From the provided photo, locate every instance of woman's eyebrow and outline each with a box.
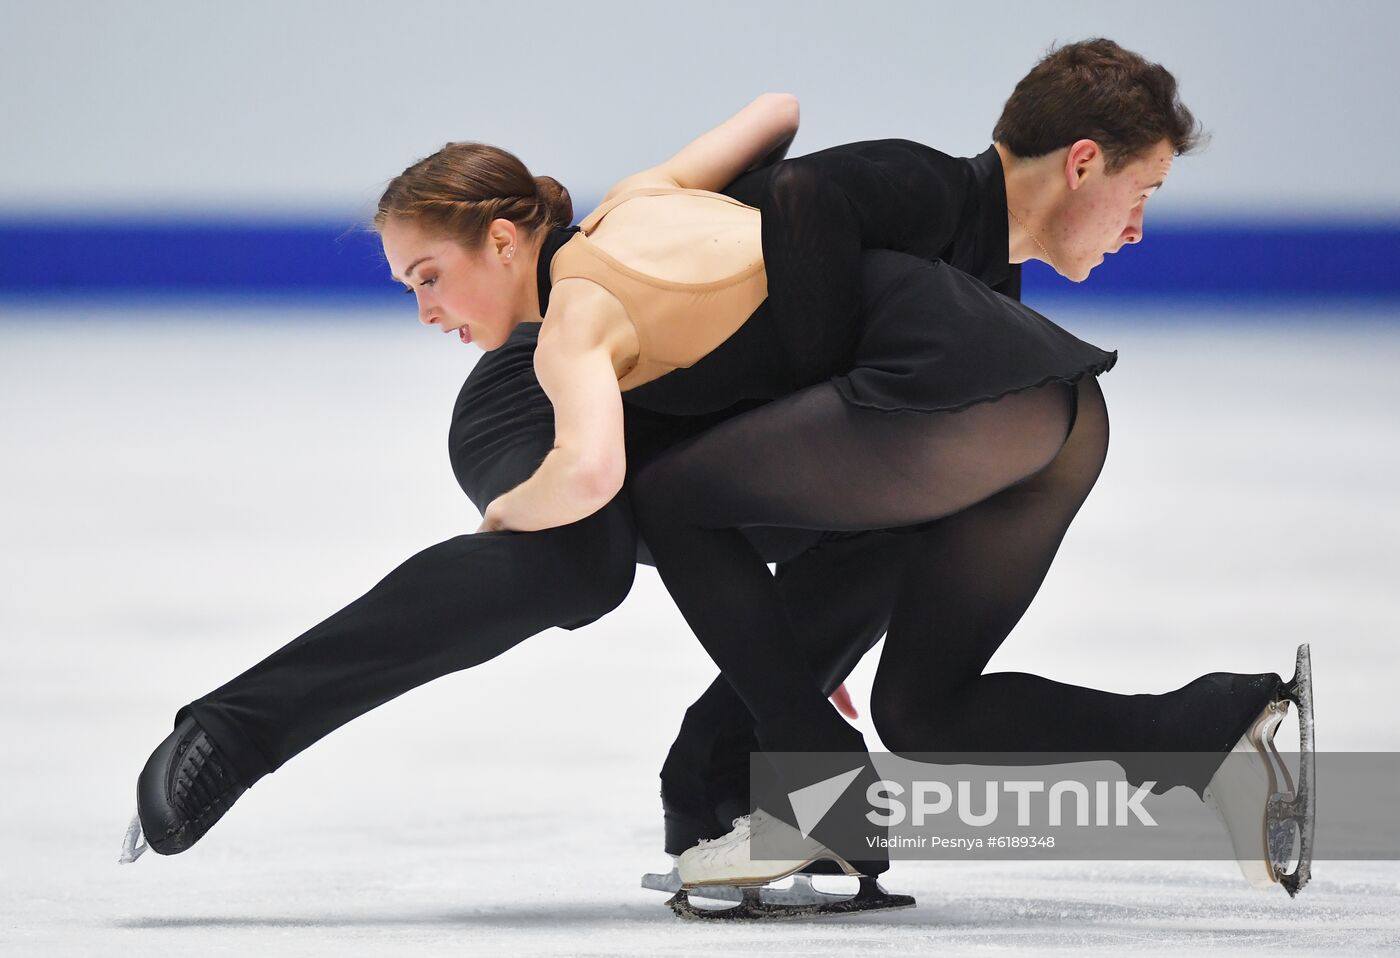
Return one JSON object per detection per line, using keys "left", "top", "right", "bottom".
{"left": 390, "top": 256, "right": 432, "bottom": 283}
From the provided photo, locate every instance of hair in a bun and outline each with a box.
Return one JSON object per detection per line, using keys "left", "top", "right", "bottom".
{"left": 533, "top": 175, "right": 573, "bottom": 229}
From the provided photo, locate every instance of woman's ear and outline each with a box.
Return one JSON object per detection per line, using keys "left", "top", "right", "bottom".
{"left": 488, "top": 218, "right": 520, "bottom": 260}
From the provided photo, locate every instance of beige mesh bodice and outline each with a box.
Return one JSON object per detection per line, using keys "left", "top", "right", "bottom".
{"left": 549, "top": 187, "right": 768, "bottom": 390}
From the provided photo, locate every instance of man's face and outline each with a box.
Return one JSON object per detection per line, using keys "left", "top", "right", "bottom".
{"left": 1050, "top": 138, "right": 1174, "bottom": 282}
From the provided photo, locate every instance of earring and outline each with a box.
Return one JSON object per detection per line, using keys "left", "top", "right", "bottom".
{"left": 506, "top": 246, "right": 514, "bottom": 260}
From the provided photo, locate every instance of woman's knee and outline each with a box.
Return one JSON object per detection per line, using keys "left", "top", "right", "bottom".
{"left": 871, "top": 686, "right": 937, "bottom": 754}
{"left": 870, "top": 673, "right": 980, "bottom": 754}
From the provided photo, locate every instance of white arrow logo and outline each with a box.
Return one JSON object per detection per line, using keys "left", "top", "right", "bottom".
{"left": 787, "top": 767, "right": 864, "bottom": 839}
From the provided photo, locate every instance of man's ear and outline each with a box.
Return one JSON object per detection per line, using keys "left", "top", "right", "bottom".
{"left": 1064, "top": 139, "right": 1102, "bottom": 191}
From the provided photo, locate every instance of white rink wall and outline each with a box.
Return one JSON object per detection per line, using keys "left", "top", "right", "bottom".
{"left": 1, "top": 0, "right": 1397, "bottom": 219}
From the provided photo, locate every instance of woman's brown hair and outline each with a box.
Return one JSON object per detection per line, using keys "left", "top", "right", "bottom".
{"left": 374, "top": 143, "right": 572, "bottom": 246}
{"left": 994, "top": 38, "right": 1206, "bottom": 173}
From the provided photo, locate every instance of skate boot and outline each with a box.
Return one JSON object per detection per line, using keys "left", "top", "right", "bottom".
{"left": 120, "top": 717, "right": 248, "bottom": 861}
{"left": 666, "top": 812, "right": 913, "bottom": 920}
{"left": 642, "top": 792, "right": 732, "bottom": 893}
{"left": 679, "top": 811, "right": 860, "bottom": 888}
{"left": 1203, "top": 643, "right": 1315, "bottom": 896}
{"left": 645, "top": 795, "right": 859, "bottom": 906}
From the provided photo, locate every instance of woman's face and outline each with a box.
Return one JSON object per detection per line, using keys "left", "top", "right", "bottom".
{"left": 380, "top": 217, "right": 520, "bottom": 350}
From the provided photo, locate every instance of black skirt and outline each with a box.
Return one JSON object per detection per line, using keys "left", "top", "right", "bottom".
{"left": 831, "top": 251, "right": 1116, "bottom": 414}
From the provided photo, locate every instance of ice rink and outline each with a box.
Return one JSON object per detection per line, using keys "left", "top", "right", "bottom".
{"left": 3, "top": 304, "right": 1399, "bottom": 955}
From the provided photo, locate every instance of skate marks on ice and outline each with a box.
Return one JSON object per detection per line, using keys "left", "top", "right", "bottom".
{"left": 103, "top": 859, "right": 1400, "bottom": 955}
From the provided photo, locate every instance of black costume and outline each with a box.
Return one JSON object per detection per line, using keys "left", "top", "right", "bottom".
{"left": 162, "top": 142, "right": 1280, "bottom": 860}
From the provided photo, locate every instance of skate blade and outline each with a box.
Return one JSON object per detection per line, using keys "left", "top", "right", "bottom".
{"left": 641, "top": 865, "right": 685, "bottom": 894}
{"left": 1272, "top": 643, "right": 1315, "bottom": 897}
{"left": 668, "top": 877, "right": 915, "bottom": 921}
{"left": 644, "top": 866, "right": 855, "bottom": 906}
{"left": 118, "top": 810, "right": 147, "bottom": 864}
{"left": 681, "top": 849, "right": 863, "bottom": 892}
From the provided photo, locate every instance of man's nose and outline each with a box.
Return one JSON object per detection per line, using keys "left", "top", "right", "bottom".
{"left": 1124, "top": 209, "right": 1145, "bottom": 245}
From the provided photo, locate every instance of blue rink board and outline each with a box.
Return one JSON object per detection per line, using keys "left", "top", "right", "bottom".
{"left": 2, "top": 217, "right": 1398, "bottom": 303}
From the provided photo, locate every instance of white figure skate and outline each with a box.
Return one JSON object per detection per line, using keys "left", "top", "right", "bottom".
{"left": 665, "top": 812, "right": 913, "bottom": 920}
{"left": 1203, "top": 643, "right": 1315, "bottom": 896}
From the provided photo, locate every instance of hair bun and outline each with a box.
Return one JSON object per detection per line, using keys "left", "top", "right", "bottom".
{"left": 533, "top": 175, "right": 573, "bottom": 228}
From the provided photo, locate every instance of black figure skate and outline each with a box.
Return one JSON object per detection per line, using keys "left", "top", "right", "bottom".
{"left": 119, "top": 717, "right": 247, "bottom": 862}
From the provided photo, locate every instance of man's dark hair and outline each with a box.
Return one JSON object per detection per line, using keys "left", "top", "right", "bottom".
{"left": 993, "top": 38, "right": 1205, "bottom": 173}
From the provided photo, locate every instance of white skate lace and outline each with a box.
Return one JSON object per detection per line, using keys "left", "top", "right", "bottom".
{"left": 694, "top": 816, "right": 749, "bottom": 850}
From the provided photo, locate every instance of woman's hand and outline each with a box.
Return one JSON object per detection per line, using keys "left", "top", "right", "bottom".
{"left": 604, "top": 94, "right": 800, "bottom": 198}
{"left": 831, "top": 683, "right": 859, "bottom": 721}
{"left": 475, "top": 501, "right": 510, "bottom": 534}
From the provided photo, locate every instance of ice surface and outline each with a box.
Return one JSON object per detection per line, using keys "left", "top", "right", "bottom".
{"left": 2, "top": 304, "right": 1399, "bottom": 954}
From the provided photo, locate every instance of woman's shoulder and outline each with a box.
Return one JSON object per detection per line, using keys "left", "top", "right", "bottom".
{"left": 598, "top": 169, "right": 683, "bottom": 204}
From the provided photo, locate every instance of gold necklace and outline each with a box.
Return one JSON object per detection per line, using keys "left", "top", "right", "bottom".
{"left": 1008, "top": 207, "right": 1057, "bottom": 273}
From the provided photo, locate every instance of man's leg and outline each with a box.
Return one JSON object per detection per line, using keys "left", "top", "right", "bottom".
{"left": 658, "top": 530, "right": 910, "bottom": 852}
{"left": 169, "top": 324, "right": 639, "bottom": 793}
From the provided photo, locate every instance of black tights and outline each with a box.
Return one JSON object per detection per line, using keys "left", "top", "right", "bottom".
{"left": 633, "top": 376, "right": 1077, "bottom": 756}
{"left": 637, "top": 374, "right": 1280, "bottom": 798}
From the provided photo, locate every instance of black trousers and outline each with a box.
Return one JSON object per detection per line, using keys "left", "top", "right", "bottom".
{"left": 176, "top": 322, "right": 902, "bottom": 792}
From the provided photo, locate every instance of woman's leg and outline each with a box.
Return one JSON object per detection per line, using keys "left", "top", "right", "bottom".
{"left": 631, "top": 374, "right": 1077, "bottom": 758}
{"left": 869, "top": 376, "right": 1281, "bottom": 793}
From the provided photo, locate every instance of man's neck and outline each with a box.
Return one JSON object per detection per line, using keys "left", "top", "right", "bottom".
{"left": 995, "top": 142, "right": 1060, "bottom": 266}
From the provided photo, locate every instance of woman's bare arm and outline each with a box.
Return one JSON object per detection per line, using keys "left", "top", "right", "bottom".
{"left": 605, "top": 93, "right": 800, "bottom": 198}
{"left": 477, "top": 285, "right": 630, "bottom": 533}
